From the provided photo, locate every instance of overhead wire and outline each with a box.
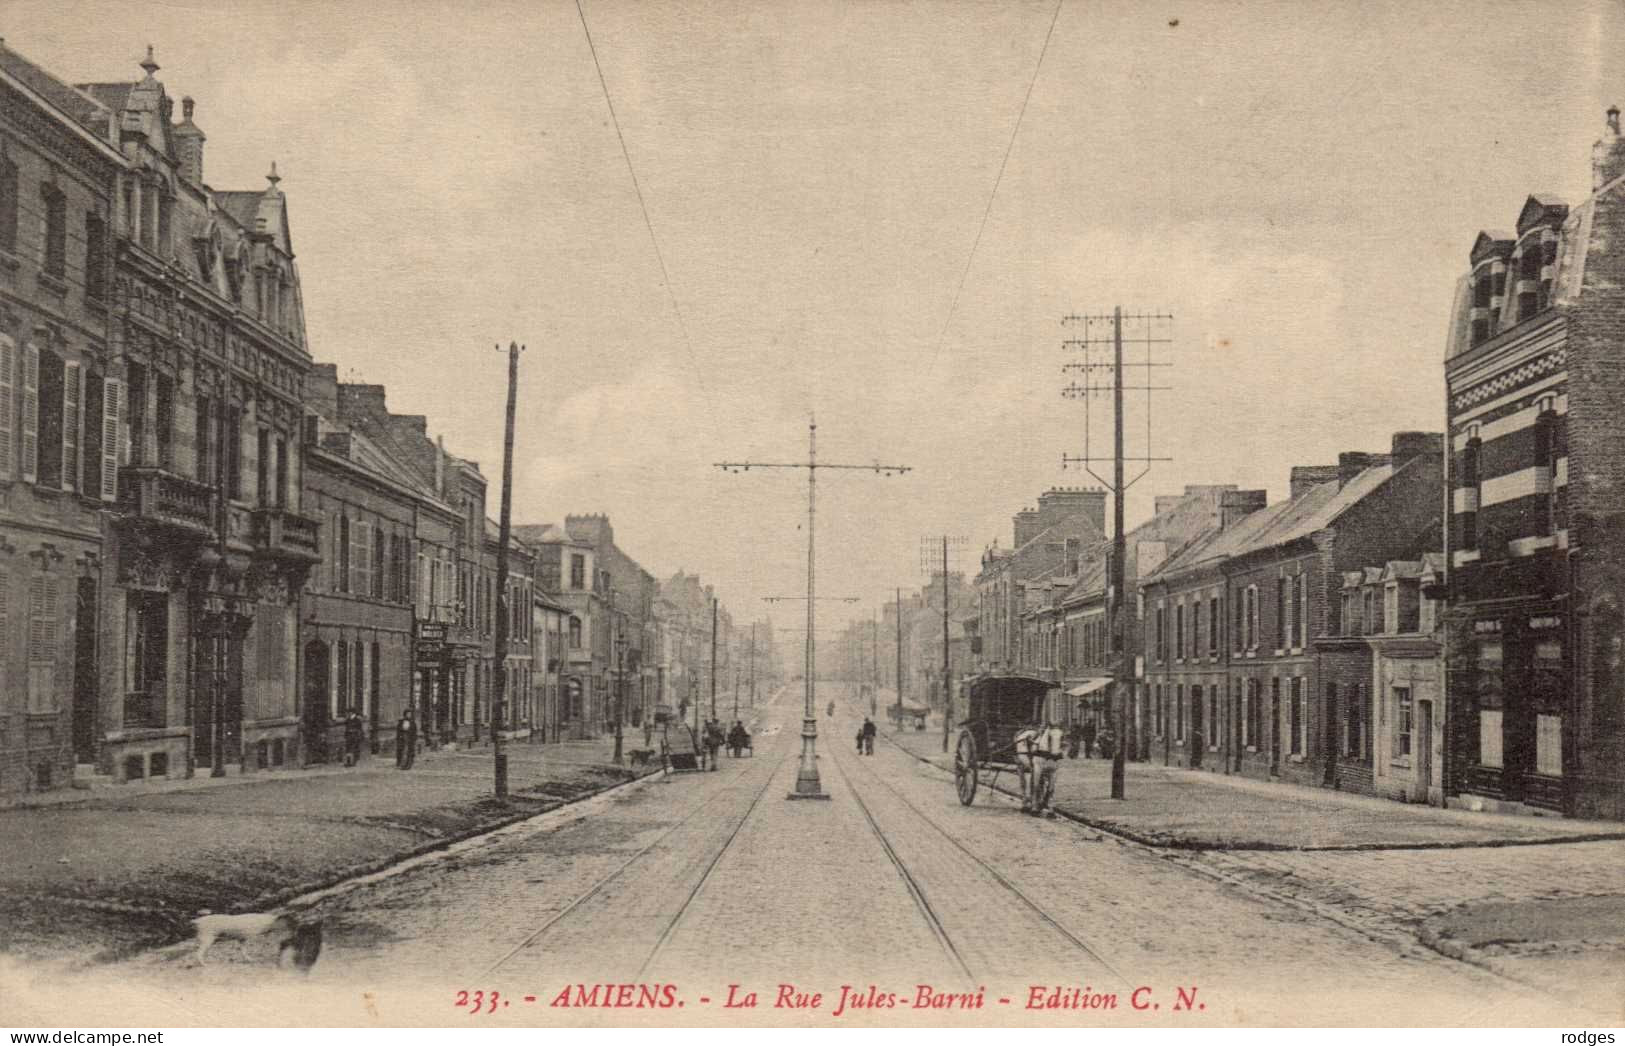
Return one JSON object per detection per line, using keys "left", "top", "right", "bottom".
{"left": 926, "top": 0, "right": 1065, "bottom": 372}
{"left": 573, "top": 0, "right": 720, "bottom": 438}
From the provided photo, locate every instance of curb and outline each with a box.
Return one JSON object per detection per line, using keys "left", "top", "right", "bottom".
{"left": 885, "top": 735, "right": 1625, "bottom": 853}
{"left": 67, "top": 761, "right": 667, "bottom": 967}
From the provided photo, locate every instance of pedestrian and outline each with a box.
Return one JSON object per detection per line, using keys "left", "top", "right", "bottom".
{"left": 343, "top": 708, "right": 365, "bottom": 767}
{"left": 396, "top": 708, "right": 417, "bottom": 770}
{"left": 728, "top": 720, "right": 746, "bottom": 758}
{"left": 861, "top": 716, "right": 876, "bottom": 756}
{"left": 1082, "top": 719, "right": 1097, "bottom": 760}
{"left": 703, "top": 718, "right": 723, "bottom": 771}
{"left": 856, "top": 727, "right": 865, "bottom": 754}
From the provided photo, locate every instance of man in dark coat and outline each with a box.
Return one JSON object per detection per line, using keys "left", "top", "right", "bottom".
{"left": 1082, "top": 719, "right": 1098, "bottom": 760}
{"left": 861, "top": 717, "right": 877, "bottom": 755}
{"left": 343, "top": 710, "right": 365, "bottom": 767}
{"left": 396, "top": 708, "right": 418, "bottom": 770}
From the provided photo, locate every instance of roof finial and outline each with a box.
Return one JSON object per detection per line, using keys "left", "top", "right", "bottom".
{"left": 140, "top": 45, "right": 159, "bottom": 78}
{"left": 266, "top": 161, "right": 281, "bottom": 190}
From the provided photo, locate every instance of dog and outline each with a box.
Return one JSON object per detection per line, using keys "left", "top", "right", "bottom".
{"left": 628, "top": 748, "right": 657, "bottom": 768}
{"left": 192, "top": 911, "right": 322, "bottom": 972}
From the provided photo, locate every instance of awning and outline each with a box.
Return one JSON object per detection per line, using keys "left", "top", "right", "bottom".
{"left": 1066, "top": 678, "right": 1112, "bottom": 698}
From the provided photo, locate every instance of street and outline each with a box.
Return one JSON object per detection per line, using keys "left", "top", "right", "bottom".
{"left": 9, "top": 682, "right": 1613, "bottom": 1028}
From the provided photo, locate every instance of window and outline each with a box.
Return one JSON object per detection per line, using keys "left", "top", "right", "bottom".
{"left": 335, "top": 639, "right": 348, "bottom": 717}
{"left": 1277, "top": 577, "right": 1289, "bottom": 649}
{"left": 1154, "top": 683, "right": 1163, "bottom": 736}
{"left": 1298, "top": 573, "right": 1309, "bottom": 645}
{"left": 41, "top": 184, "right": 65, "bottom": 278}
{"left": 1535, "top": 401, "right": 1561, "bottom": 535}
{"left": 571, "top": 553, "right": 585, "bottom": 589}
{"left": 1209, "top": 596, "right": 1220, "bottom": 656}
{"left": 1461, "top": 437, "right": 1481, "bottom": 549}
{"left": 354, "top": 520, "right": 372, "bottom": 598}
{"left": 36, "top": 350, "right": 62, "bottom": 490}
{"left": 154, "top": 373, "right": 173, "bottom": 472}
{"left": 274, "top": 437, "right": 288, "bottom": 508}
{"left": 1156, "top": 605, "right": 1166, "bottom": 662}
{"left": 1393, "top": 686, "right": 1413, "bottom": 759}
{"left": 1535, "top": 713, "right": 1563, "bottom": 776}
{"left": 225, "top": 406, "right": 242, "bottom": 500}
{"left": 196, "top": 396, "right": 215, "bottom": 486}
{"left": 1175, "top": 684, "right": 1185, "bottom": 741}
{"left": 1175, "top": 604, "right": 1184, "bottom": 661}
{"left": 124, "top": 588, "right": 167, "bottom": 705}
{"left": 84, "top": 213, "right": 106, "bottom": 300}
{"left": 1364, "top": 589, "right": 1376, "bottom": 635}
{"left": 1290, "top": 677, "right": 1303, "bottom": 755}
{"left": 26, "top": 572, "right": 59, "bottom": 711}
{"left": 1245, "top": 586, "right": 1258, "bottom": 649}
{"left": 1245, "top": 679, "right": 1260, "bottom": 747}
{"left": 337, "top": 515, "right": 351, "bottom": 594}
{"left": 256, "top": 428, "right": 270, "bottom": 504}
{"left": 1234, "top": 591, "right": 1244, "bottom": 652}
{"left": 0, "top": 156, "right": 15, "bottom": 253}
{"left": 372, "top": 526, "right": 385, "bottom": 598}
{"left": 570, "top": 616, "right": 582, "bottom": 650}
{"left": 20, "top": 342, "right": 37, "bottom": 483}
{"left": 1207, "top": 688, "right": 1218, "bottom": 748}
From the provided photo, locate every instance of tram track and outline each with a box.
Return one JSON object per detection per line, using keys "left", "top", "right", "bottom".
{"left": 829, "top": 688, "right": 1130, "bottom": 989}
{"left": 485, "top": 689, "right": 795, "bottom": 978}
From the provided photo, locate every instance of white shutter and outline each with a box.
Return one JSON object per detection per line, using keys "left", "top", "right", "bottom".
{"left": 100, "top": 378, "right": 122, "bottom": 502}
{"left": 62, "top": 361, "right": 80, "bottom": 492}
{"left": 21, "top": 343, "right": 38, "bottom": 483}
{"left": 0, "top": 337, "right": 14, "bottom": 481}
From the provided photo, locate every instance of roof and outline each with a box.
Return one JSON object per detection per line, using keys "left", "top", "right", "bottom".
{"left": 215, "top": 191, "right": 265, "bottom": 231}
{"left": 0, "top": 47, "right": 118, "bottom": 143}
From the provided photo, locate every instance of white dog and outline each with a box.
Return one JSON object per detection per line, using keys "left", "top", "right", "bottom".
{"left": 192, "top": 911, "right": 321, "bottom": 971}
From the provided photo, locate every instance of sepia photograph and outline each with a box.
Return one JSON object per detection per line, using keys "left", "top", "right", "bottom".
{"left": 0, "top": 0, "right": 1621, "bottom": 1032}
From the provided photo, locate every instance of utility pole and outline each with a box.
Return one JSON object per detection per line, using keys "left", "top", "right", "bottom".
{"left": 870, "top": 617, "right": 879, "bottom": 716}
{"left": 1062, "top": 308, "right": 1172, "bottom": 800}
{"left": 492, "top": 341, "right": 524, "bottom": 798}
{"left": 710, "top": 596, "right": 718, "bottom": 723}
{"left": 922, "top": 536, "right": 967, "bottom": 753}
{"left": 720, "top": 419, "right": 911, "bottom": 799}
{"left": 895, "top": 587, "right": 903, "bottom": 716}
{"left": 748, "top": 623, "right": 756, "bottom": 708}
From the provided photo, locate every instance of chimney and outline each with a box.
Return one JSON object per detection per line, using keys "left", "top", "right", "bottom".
{"left": 304, "top": 362, "right": 339, "bottom": 418}
{"left": 434, "top": 434, "right": 446, "bottom": 494}
{"left": 1337, "top": 451, "right": 1384, "bottom": 488}
{"left": 1013, "top": 507, "right": 1041, "bottom": 549}
{"left": 1289, "top": 465, "right": 1339, "bottom": 499}
{"left": 173, "top": 96, "right": 205, "bottom": 185}
{"left": 1154, "top": 495, "right": 1183, "bottom": 516}
{"left": 1595, "top": 106, "right": 1625, "bottom": 190}
{"left": 1390, "top": 431, "right": 1443, "bottom": 469}
{"left": 1219, "top": 489, "right": 1267, "bottom": 529}
{"left": 1035, "top": 486, "right": 1108, "bottom": 536}
{"left": 1064, "top": 537, "right": 1081, "bottom": 571}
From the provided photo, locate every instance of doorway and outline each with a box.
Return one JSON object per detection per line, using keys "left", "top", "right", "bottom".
{"left": 1417, "top": 699, "right": 1435, "bottom": 804}
{"left": 1270, "top": 682, "right": 1282, "bottom": 776}
{"left": 302, "top": 640, "right": 330, "bottom": 763}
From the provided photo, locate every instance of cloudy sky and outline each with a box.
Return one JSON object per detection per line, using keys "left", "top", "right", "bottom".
{"left": 7, "top": 0, "right": 1623, "bottom": 652}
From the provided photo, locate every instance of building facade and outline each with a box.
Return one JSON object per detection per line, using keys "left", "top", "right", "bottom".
{"left": 1443, "top": 109, "right": 1625, "bottom": 819}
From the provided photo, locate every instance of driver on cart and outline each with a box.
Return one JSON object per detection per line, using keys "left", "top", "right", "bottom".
{"left": 1013, "top": 717, "right": 1066, "bottom": 815}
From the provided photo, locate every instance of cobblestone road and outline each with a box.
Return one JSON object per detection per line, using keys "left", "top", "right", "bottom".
{"left": 10, "top": 683, "right": 1612, "bottom": 1028}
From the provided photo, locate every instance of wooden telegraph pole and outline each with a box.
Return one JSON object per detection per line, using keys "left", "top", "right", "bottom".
{"left": 1061, "top": 308, "right": 1172, "bottom": 800}
{"left": 492, "top": 341, "right": 524, "bottom": 798}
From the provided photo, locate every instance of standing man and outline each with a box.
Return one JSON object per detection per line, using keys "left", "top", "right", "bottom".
{"left": 344, "top": 709, "right": 365, "bottom": 767}
{"left": 861, "top": 716, "right": 877, "bottom": 756}
{"left": 1082, "top": 716, "right": 1098, "bottom": 760}
{"left": 703, "top": 718, "right": 723, "bottom": 771}
{"left": 396, "top": 708, "right": 418, "bottom": 770}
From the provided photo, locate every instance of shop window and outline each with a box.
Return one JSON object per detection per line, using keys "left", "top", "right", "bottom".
{"left": 1536, "top": 714, "right": 1563, "bottom": 776}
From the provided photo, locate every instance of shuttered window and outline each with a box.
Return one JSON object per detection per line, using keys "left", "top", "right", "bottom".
{"left": 99, "top": 378, "right": 122, "bottom": 501}
{"left": 21, "top": 342, "right": 38, "bottom": 483}
{"left": 63, "top": 362, "right": 81, "bottom": 492}
{"left": 0, "top": 335, "right": 14, "bottom": 480}
{"left": 27, "top": 573, "right": 57, "bottom": 711}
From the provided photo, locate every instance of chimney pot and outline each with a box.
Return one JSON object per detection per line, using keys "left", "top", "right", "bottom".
{"left": 1610, "top": 106, "right": 1621, "bottom": 134}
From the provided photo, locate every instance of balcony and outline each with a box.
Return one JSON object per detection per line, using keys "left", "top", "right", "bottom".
{"left": 123, "top": 690, "right": 166, "bottom": 730}
{"left": 116, "top": 466, "right": 214, "bottom": 537}
{"left": 249, "top": 508, "right": 322, "bottom": 563}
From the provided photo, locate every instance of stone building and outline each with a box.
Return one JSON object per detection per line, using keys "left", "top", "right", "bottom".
{"left": 0, "top": 46, "right": 322, "bottom": 787}
{"left": 520, "top": 522, "right": 600, "bottom": 739}
{"left": 0, "top": 44, "right": 126, "bottom": 792}
{"left": 1442, "top": 108, "right": 1625, "bottom": 819}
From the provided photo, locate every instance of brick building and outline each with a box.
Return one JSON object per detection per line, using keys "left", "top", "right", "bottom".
{"left": 299, "top": 363, "right": 421, "bottom": 762}
{"left": 1142, "top": 436, "right": 1442, "bottom": 790}
{"left": 520, "top": 522, "right": 600, "bottom": 739}
{"left": 1442, "top": 108, "right": 1625, "bottom": 819}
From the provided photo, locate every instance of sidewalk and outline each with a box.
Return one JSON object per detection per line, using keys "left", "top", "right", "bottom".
{"left": 886, "top": 718, "right": 1625, "bottom": 850}
{"left": 0, "top": 733, "right": 665, "bottom": 965}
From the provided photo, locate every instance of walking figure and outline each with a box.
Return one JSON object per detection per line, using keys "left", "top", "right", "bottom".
{"left": 861, "top": 717, "right": 876, "bottom": 756}
{"left": 703, "top": 718, "right": 724, "bottom": 771}
{"left": 1082, "top": 719, "right": 1098, "bottom": 760}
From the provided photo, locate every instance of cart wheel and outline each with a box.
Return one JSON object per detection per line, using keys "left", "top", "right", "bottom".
{"left": 954, "top": 731, "right": 978, "bottom": 806}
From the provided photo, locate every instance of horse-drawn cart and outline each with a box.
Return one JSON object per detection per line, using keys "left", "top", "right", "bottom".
{"left": 952, "top": 674, "right": 1062, "bottom": 814}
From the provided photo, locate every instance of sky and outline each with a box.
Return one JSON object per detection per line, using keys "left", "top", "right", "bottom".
{"left": 6, "top": 0, "right": 1623, "bottom": 652}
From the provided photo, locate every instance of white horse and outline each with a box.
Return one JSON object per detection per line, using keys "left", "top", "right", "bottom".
{"left": 1013, "top": 722, "right": 1066, "bottom": 813}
